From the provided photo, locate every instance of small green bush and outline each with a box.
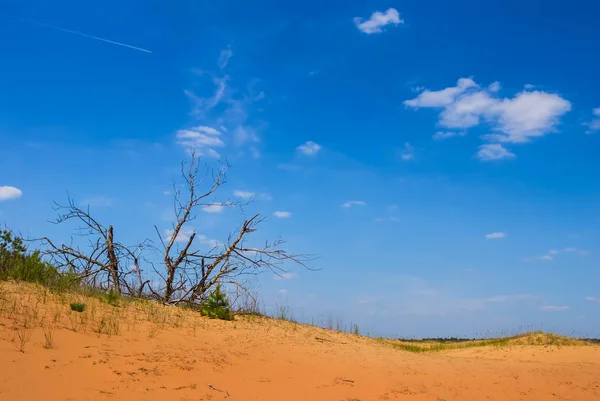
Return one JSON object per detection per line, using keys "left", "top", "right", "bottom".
{"left": 200, "top": 283, "right": 233, "bottom": 321}
{"left": 70, "top": 302, "right": 86, "bottom": 313}
{"left": 104, "top": 288, "right": 120, "bottom": 306}
{"left": 0, "top": 229, "right": 79, "bottom": 290}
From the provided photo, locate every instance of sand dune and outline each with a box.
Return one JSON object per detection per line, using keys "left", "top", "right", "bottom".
{"left": 1, "top": 282, "right": 599, "bottom": 401}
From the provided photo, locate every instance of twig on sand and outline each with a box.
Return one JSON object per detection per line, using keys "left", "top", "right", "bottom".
{"left": 208, "top": 384, "right": 230, "bottom": 397}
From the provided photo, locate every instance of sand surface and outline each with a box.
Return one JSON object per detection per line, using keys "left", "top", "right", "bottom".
{"left": 1, "top": 284, "right": 599, "bottom": 401}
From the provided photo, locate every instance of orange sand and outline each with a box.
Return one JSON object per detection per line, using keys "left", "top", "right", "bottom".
{"left": 0, "top": 283, "right": 599, "bottom": 401}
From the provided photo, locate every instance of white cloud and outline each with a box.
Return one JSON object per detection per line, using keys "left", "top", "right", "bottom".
{"left": 585, "top": 296, "right": 600, "bottom": 303}
{"left": 585, "top": 107, "right": 600, "bottom": 134}
{"left": 539, "top": 305, "right": 569, "bottom": 311}
{"left": 0, "top": 186, "right": 22, "bottom": 201}
{"left": 536, "top": 255, "right": 554, "bottom": 261}
{"left": 218, "top": 47, "right": 232, "bottom": 70}
{"left": 485, "top": 232, "right": 505, "bottom": 239}
{"left": 176, "top": 125, "right": 224, "bottom": 158}
{"left": 404, "top": 78, "right": 478, "bottom": 108}
{"left": 297, "top": 141, "right": 321, "bottom": 155}
{"left": 164, "top": 228, "right": 221, "bottom": 247}
{"left": 273, "top": 211, "right": 292, "bottom": 218}
{"left": 564, "top": 247, "right": 589, "bottom": 255}
{"left": 202, "top": 204, "right": 224, "bottom": 213}
{"left": 233, "top": 190, "right": 255, "bottom": 199}
{"left": 273, "top": 272, "right": 296, "bottom": 280}
{"left": 405, "top": 78, "right": 571, "bottom": 158}
{"left": 354, "top": 8, "right": 404, "bottom": 34}
{"left": 488, "top": 81, "right": 501, "bottom": 92}
{"left": 433, "top": 131, "right": 464, "bottom": 140}
{"left": 164, "top": 227, "right": 195, "bottom": 243}
{"left": 548, "top": 249, "right": 559, "bottom": 255}
{"left": 399, "top": 142, "right": 414, "bottom": 160}
{"left": 411, "top": 86, "right": 425, "bottom": 93}
{"left": 341, "top": 200, "right": 366, "bottom": 208}
{"left": 476, "top": 144, "right": 516, "bottom": 161}
{"left": 524, "top": 84, "right": 535, "bottom": 90}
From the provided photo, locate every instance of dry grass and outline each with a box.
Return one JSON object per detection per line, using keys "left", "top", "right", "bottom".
{"left": 0, "top": 280, "right": 595, "bottom": 356}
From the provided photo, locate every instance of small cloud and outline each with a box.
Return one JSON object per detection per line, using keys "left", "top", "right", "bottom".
{"left": 524, "top": 84, "right": 535, "bottom": 90}
{"left": 548, "top": 249, "right": 559, "bottom": 255}
{"left": 164, "top": 227, "right": 195, "bottom": 243}
{"left": 0, "top": 186, "right": 23, "bottom": 201}
{"left": 233, "top": 190, "right": 255, "bottom": 199}
{"left": 536, "top": 255, "right": 554, "bottom": 261}
{"left": 564, "top": 247, "right": 589, "bottom": 255}
{"left": 278, "top": 289, "right": 288, "bottom": 295}
{"left": 202, "top": 204, "right": 224, "bottom": 213}
{"left": 476, "top": 144, "right": 516, "bottom": 161}
{"left": 411, "top": 86, "right": 425, "bottom": 93}
{"left": 163, "top": 190, "right": 170, "bottom": 196}
{"left": 273, "top": 211, "right": 292, "bottom": 218}
{"left": 273, "top": 272, "right": 296, "bottom": 280}
{"left": 539, "top": 305, "right": 569, "bottom": 311}
{"left": 341, "top": 200, "right": 366, "bottom": 208}
{"left": 485, "top": 232, "right": 505, "bottom": 239}
{"left": 218, "top": 46, "right": 233, "bottom": 70}
{"left": 433, "top": 131, "right": 464, "bottom": 140}
{"left": 354, "top": 8, "right": 404, "bottom": 34}
{"left": 176, "top": 125, "right": 224, "bottom": 158}
{"left": 488, "top": 81, "right": 501, "bottom": 92}
{"left": 584, "top": 107, "right": 600, "bottom": 134}
{"left": 585, "top": 296, "right": 600, "bottom": 303}
{"left": 399, "top": 142, "right": 414, "bottom": 161}
{"left": 297, "top": 141, "right": 321, "bottom": 155}
{"left": 165, "top": 228, "right": 221, "bottom": 247}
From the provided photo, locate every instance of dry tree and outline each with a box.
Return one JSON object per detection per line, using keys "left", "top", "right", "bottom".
{"left": 40, "top": 198, "right": 149, "bottom": 295}
{"left": 39, "top": 150, "right": 314, "bottom": 304}
{"left": 150, "top": 150, "right": 314, "bottom": 306}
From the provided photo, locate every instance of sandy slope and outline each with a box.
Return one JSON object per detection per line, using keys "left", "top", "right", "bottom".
{"left": 0, "top": 283, "right": 599, "bottom": 401}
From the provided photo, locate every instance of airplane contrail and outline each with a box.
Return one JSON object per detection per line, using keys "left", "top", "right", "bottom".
{"left": 8, "top": 15, "right": 152, "bottom": 54}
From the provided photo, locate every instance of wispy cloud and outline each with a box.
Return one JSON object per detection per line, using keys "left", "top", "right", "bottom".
{"left": 526, "top": 249, "right": 559, "bottom": 261}
{"left": 433, "top": 131, "right": 464, "bottom": 140}
{"left": 182, "top": 49, "right": 267, "bottom": 158}
{"left": 273, "top": 272, "right": 296, "bottom": 280}
{"left": 584, "top": 107, "right": 600, "bottom": 134}
{"left": 539, "top": 305, "right": 569, "bottom": 311}
{"left": 233, "top": 190, "right": 255, "bottom": 199}
{"left": 218, "top": 46, "right": 233, "bottom": 70}
{"left": 564, "top": 247, "right": 590, "bottom": 255}
{"left": 176, "top": 125, "right": 224, "bottom": 158}
{"left": 485, "top": 232, "right": 505, "bottom": 239}
{"left": 273, "top": 211, "right": 292, "bottom": 218}
{"left": 585, "top": 296, "right": 600, "bottom": 303}
{"left": 341, "top": 200, "right": 366, "bottom": 208}
{"left": 399, "top": 142, "right": 415, "bottom": 161}
{"left": 202, "top": 204, "right": 225, "bottom": 213}
{"left": 297, "top": 141, "right": 321, "bottom": 156}
{"left": 354, "top": 8, "right": 404, "bottom": 34}
{"left": 477, "top": 144, "right": 516, "bottom": 161}
{"left": 164, "top": 228, "right": 221, "bottom": 247}
{"left": 0, "top": 186, "right": 23, "bottom": 201}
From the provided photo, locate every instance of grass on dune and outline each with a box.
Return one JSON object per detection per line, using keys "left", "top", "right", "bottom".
{"left": 385, "top": 331, "right": 591, "bottom": 353}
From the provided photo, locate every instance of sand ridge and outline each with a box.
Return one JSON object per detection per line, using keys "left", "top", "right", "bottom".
{"left": 0, "top": 282, "right": 599, "bottom": 400}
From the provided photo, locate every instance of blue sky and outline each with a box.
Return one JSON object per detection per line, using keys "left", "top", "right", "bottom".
{"left": 1, "top": 0, "right": 599, "bottom": 338}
